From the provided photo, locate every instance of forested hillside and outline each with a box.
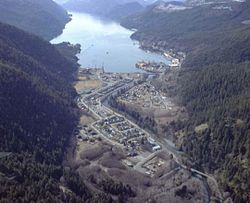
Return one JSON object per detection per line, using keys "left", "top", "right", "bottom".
{"left": 179, "top": 29, "right": 250, "bottom": 203}
{"left": 179, "top": 62, "right": 250, "bottom": 203}
{"left": 0, "top": 0, "right": 70, "bottom": 40}
{"left": 122, "top": 1, "right": 250, "bottom": 202}
{"left": 0, "top": 22, "right": 79, "bottom": 202}
{"left": 121, "top": 0, "right": 250, "bottom": 52}
{"left": 106, "top": 2, "right": 144, "bottom": 21}
{"left": 0, "top": 22, "right": 137, "bottom": 202}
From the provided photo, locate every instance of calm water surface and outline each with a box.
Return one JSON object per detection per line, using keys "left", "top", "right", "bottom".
{"left": 52, "top": 12, "right": 169, "bottom": 72}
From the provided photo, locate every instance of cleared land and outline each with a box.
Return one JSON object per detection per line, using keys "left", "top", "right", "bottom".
{"left": 74, "top": 77, "right": 101, "bottom": 92}
{"left": 73, "top": 138, "right": 209, "bottom": 203}
{"left": 79, "top": 113, "right": 96, "bottom": 125}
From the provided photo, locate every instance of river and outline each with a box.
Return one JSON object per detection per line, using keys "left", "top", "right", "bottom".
{"left": 52, "top": 12, "right": 169, "bottom": 72}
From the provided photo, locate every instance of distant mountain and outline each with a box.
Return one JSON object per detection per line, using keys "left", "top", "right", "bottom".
{"left": 185, "top": 0, "right": 240, "bottom": 6}
{"left": 63, "top": 0, "right": 119, "bottom": 16}
{"left": 121, "top": 0, "right": 157, "bottom": 5}
{"left": 0, "top": 0, "right": 70, "bottom": 40}
{"left": 53, "top": 0, "right": 69, "bottom": 4}
{"left": 106, "top": 2, "right": 144, "bottom": 20}
{"left": 63, "top": 0, "right": 145, "bottom": 20}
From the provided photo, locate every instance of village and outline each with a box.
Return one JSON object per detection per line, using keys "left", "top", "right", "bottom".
{"left": 118, "top": 82, "right": 175, "bottom": 110}
{"left": 135, "top": 57, "right": 180, "bottom": 73}
{"left": 70, "top": 56, "right": 223, "bottom": 202}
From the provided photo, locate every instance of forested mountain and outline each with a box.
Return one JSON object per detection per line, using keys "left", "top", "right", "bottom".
{"left": 179, "top": 39, "right": 250, "bottom": 202}
{"left": 106, "top": 2, "right": 144, "bottom": 21}
{"left": 0, "top": 0, "right": 70, "bottom": 40}
{"left": 0, "top": 22, "right": 137, "bottom": 202}
{"left": 121, "top": 0, "right": 250, "bottom": 52}
{"left": 122, "top": 1, "right": 250, "bottom": 202}
{"left": 0, "top": 22, "right": 79, "bottom": 202}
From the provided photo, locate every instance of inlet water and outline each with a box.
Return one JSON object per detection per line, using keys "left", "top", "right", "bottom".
{"left": 52, "top": 12, "right": 169, "bottom": 72}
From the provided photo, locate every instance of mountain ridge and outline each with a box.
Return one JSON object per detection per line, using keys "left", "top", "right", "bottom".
{"left": 0, "top": 0, "right": 70, "bottom": 40}
{"left": 63, "top": 0, "right": 145, "bottom": 20}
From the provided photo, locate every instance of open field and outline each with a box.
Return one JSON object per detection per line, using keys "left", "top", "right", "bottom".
{"left": 79, "top": 113, "right": 96, "bottom": 125}
{"left": 74, "top": 77, "right": 101, "bottom": 92}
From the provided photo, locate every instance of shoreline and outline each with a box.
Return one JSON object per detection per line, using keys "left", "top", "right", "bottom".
{"left": 51, "top": 12, "right": 172, "bottom": 73}
{"left": 136, "top": 40, "right": 186, "bottom": 69}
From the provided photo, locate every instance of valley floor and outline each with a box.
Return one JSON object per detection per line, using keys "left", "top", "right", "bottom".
{"left": 66, "top": 66, "right": 223, "bottom": 202}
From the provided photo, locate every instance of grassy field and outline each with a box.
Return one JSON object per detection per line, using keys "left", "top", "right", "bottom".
{"left": 79, "top": 113, "right": 96, "bottom": 125}
{"left": 74, "top": 77, "right": 101, "bottom": 92}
